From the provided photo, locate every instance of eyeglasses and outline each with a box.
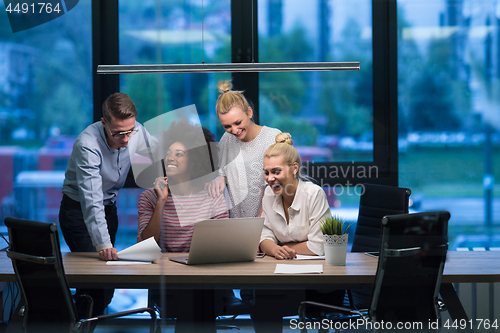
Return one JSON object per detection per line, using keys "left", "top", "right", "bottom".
{"left": 104, "top": 121, "right": 139, "bottom": 138}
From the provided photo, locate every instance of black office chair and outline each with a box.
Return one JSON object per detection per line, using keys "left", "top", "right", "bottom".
{"left": 4, "top": 217, "right": 157, "bottom": 333}
{"left": 346, "top": 183, "right": 411, "bottom": 310}
{"left": 299, "top": 210, "right": 450, "bottom": 333}
{"left": 351, "top": 183, "right": 411, "bottom": 253}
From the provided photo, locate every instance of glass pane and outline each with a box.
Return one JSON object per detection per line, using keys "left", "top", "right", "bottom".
{"left": 119, "top": 0, "right": 231, "bottom": 130}
{"left": 117, "top": 0, "right": 231, "bottom": 243}
{"left": 117, "top": 0, "right": 232, "bottom": 315}
{"left": 398, "top": 0, "right": 500, "bottom": 249}
{"left": 0, "top": 2, "right": 92, "bottom": 251}
{"left": 258, "top": 0, "right": 373, "bottom": 163}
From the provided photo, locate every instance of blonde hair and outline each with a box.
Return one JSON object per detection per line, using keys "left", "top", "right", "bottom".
{"left": 216, "top": 80, "right": 251, "bottom": 116}
{"left": 264, "top": 133, "right": 302, "bottom": 169}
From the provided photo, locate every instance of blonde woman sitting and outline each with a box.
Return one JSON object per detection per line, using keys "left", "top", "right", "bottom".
{"left": 252, "top": 133, "right": 343, "bottom": 333}
{"left": 259, "top": 132, "right": 331, "bottom": 259}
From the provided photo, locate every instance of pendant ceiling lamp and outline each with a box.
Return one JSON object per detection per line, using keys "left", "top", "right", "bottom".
{"left": 97, "top": 62, "right": 360, "bottom": 74}
{"left": 97, "top": 1, "right": 359, "bottom": 75}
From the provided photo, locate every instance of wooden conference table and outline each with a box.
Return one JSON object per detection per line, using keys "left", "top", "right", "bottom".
{"left": 2, "top": 251, "right": 499, "bottom": 286}
{"left": 1, "top": 251, "right": 499, "bottom": 328}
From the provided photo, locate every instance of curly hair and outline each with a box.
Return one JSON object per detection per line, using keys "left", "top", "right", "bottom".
{"left": 161, "top": 118, "right": 218, "bottom": 180}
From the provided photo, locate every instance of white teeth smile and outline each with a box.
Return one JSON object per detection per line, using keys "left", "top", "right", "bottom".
{"left": 272, "top": 184, "right": 281, "bottom": 189}
{"left": 167, "top": 165, "right": 177, "bottom": 168}
{"left": 235, "top": 130, "right": 242, "bottom": 136}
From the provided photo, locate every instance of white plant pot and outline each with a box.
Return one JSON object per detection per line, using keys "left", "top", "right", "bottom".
{"left": 323, "top": 234, "right": 348, "bottom": 266}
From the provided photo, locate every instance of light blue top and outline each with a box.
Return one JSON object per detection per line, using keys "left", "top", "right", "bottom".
{"left": 62, "top": 121, "right": 156, "bottom": 251}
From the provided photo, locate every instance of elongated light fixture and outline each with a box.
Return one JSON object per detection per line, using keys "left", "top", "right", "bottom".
{"left": 97, "top": 62, "right": 360, "bottom": 74}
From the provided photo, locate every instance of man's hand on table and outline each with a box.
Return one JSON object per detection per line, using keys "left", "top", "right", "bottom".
{"left": 99, "top": 248, "right": 118, "bottom": 261}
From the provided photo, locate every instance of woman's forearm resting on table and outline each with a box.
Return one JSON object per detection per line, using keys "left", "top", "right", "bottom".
{"left": 282, "top": 241, "right": 316, "bottom": 256}
{"left": 260, "top": 239, "right": 317, "bottom": 259}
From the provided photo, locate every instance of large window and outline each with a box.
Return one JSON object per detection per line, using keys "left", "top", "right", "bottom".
{"left": 97, "top": 0, "right": 396, "bottom": 188}
{"left": 4, "top": 0, "right": 498, "bottom": 318}
{"left": 114, "top": 0, "right": 232, "bottom": 248}
{"left": 0, "top": 0, "right": 397, "bottom": 245}
{"left": 119, "top": 0, "right": 231, "bottom": 134}
{"left": 397, "top": 0, "right": 500, "bottom": 249}
{"left": 255, "top": 0, "right": 395, "bottom": 187}
{"left": 258, "top": 0, "right": 373, "bottom": 164}
{"left": 0, "top": 1, "right": 92, "bottom": 247}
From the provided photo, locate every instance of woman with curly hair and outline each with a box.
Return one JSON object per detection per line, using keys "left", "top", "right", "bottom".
{"left": 138, "top": 118, "right": 228, "bottom": 251}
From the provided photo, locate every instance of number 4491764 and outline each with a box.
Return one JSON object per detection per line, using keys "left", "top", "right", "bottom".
{"left": 6, "top": 2, "right": 61, "bottom": 14}
{"left": 444, "top": 319, "right": 499, "bottom": 330}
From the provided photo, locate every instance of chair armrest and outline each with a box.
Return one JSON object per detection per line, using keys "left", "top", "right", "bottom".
{"left": 7, "top": 250, "right": 55, "bottom": 264}
{"left": 80, "top": 307, "right": 157, "bottom": 333}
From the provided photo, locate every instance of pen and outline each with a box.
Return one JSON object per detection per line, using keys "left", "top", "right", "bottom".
{"left": 161, "top": 159, "right": 166, "bottom": 177}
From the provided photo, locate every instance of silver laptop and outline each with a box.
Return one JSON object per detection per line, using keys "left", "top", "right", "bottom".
{"left": 169, "top": 217, "right": 265, "bottom": 265}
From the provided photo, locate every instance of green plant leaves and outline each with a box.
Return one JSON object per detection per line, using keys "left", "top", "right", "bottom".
{"left": 319, "top": 215, "right": 353, "bottom": 235}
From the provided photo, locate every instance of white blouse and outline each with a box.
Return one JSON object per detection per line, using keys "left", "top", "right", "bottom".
{"left": 259, "top": 179, "right": 332, "bottom": 255}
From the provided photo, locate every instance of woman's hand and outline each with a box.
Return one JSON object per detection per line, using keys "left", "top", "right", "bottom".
{"left": 153, "top": 176, "right": 169, "bottom": 203}
{"left": 272, "top": 245, "right": 297, "bottom": 260}
{"left": 205, "top": 176, "right": 226, "bottom": 197}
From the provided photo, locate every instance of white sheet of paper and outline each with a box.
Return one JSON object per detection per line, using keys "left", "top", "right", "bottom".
{"left": 106, "top": 261, "right": 153, "bottom": 265}
{"left": 274, "top": 264, "right": 323, "bottom": 274}
{"left": 293, "top": 255, "right": 325, "bottom": 260}
{"left": 112, "top": 237, "right": 162, "bottom": 262}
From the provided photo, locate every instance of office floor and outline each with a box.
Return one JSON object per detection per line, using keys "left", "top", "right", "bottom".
{"left": 94, "top": 319, "right": 300, "bottom": 333}
{"left": 98, "top": 289, "right": 303, "bottom": 333}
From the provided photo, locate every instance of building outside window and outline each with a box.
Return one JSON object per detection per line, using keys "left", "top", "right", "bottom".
{"left": 0, "top": 1, "right": 92, "bottom": 237}
{"left": 398, "top": 0, "right": 500, "bottom": 250}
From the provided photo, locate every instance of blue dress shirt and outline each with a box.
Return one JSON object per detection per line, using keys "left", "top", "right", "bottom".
{"left": 62, "top": 121, "right": 156, "bottom": 251}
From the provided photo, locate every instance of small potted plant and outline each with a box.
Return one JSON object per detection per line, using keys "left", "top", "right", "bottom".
{"left": 320, "top": 215, "right": 352, "bottom": 266}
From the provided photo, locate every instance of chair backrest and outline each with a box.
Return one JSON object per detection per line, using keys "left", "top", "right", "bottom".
{"left": 351, "top": 183, "right": 411, "bottom": 253}
{"left": 5, "top": 217, "right": 77, "bottom": 332}
{"left": 370, "top": 211, "right": 450, "bottom": 325}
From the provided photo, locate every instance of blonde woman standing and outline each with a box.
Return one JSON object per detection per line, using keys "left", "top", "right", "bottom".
{"left": 207, "top": 80, "right": 281, "bottom": 218}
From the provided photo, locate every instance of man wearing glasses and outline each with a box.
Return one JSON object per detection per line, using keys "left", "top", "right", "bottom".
{"left": 58, "top": 92, "right": 156, "bottom": 317}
